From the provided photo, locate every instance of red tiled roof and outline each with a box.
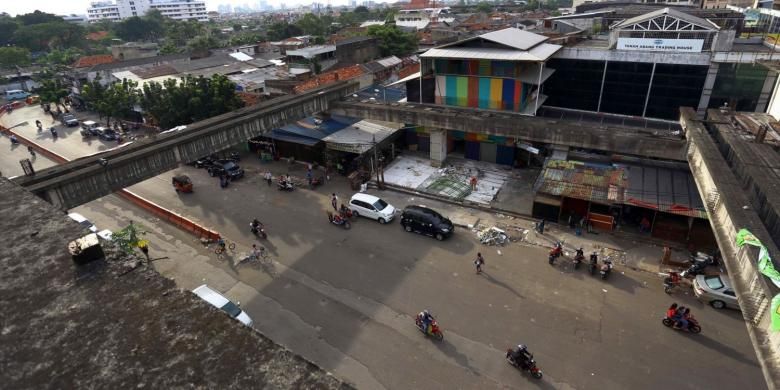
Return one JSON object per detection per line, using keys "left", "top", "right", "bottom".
{"left": 293, "top": 64, "right": 366, "bottom": 94}
{"left": 85, "top": 31, "right": 109, "bottom": 41}
{"left": 73, "top": 55, "right": 115, "bottom": 68}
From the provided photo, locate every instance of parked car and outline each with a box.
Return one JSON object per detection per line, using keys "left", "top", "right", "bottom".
{"left": 67, "top": 212, "right": 98, "bottom": 233}
{"left": 99, "top": 128, "right": 118, "bottom": 141}
{"left": 693, "top": 274, "right": 739, "bottom": 310}
{"left": 80, "top": 120, "right": 99, "bottom": 137}
{"left": 194, "top": 155, "right": 217, "bottom": 169}
{"left": 400, "top": 205, "right": 454, "bottom": 241}
{"left": 194, "top": 151, "right": 241, "bottom": 168}
{"left": 348, "top": 193, "right": 396, "bottom": 224}
{"left": 60, "top": 114, "right": 79, "bottom": 127}
{"left": 208, "top": 159, "right": 244, "bottom": 179}
{"left": 192, "top": 284, "right": 253, "bottom": 326}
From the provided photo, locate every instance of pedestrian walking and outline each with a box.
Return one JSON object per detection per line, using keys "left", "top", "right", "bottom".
{"left": 470, "top": 176, "right": 478, "bottom": 191}
{"left": 474, "top": 252, "right": 485, "bottom": 274}
{"left": 331, "top": 193, "right": 339, "bottom": 211}
{"left": 307, "top": 170, "right": 313, "bottom": 188}
{"left": 264, "top": 171, "right": 272, "bottom": 186}
{"left": 536, "top": 219, "right": 545, "bottom": 234}
{"left": 27, "top": 146, "right": 35, "bottom": 157}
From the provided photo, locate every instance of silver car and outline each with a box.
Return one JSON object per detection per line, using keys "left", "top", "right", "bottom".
{"left": 693, "top": 274, "right": 739, "bottom": 310}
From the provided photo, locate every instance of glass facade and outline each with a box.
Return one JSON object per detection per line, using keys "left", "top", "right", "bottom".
{"left": 645, "top": 64, "right": 708, "bottom": 120}
{"left": 544, "top": 59, "right": 605, "bottom": 112}
{"left": 708, "top": 63, "right": 769, "bottom": 112}
{"left": 544, "top": 59, "right": 709, "bottom": 120}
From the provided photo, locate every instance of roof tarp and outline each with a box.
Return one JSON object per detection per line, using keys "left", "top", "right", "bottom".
{"left": 323, "top": 120, "right": 401, "bottom": 154}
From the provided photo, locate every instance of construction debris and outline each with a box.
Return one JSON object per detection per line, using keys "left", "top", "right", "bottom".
{"left": 477, "top": 226, "right": 509, "bottom": 246}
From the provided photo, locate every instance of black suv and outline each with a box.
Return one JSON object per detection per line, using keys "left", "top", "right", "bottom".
{"left": 208, "top": 159, "right": 245, "bottom": 180}
{"left": 400, "top": 205, "right": 454, "bottom": 241}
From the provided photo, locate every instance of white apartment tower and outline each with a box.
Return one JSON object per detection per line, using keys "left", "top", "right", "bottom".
{"left": 87, "top": 0, "right": 208, "bottom": 22}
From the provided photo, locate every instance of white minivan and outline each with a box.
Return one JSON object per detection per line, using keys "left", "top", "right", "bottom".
{"left": 348, "top": 193, "right": 396, "bottom": 224}
{"left": 193, "top": 284, "right": 253, "bottom": 327}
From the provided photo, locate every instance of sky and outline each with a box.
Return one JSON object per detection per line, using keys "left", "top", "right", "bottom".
{"left": 1, "top": 0, "right": 347, "bottom": 17}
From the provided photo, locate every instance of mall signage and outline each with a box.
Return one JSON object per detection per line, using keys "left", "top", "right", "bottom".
{"left": 617, "top": 38, "right": 704, "bottom": 53}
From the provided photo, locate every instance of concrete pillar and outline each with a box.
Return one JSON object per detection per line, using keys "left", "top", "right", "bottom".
{"left": 429, "top": 129, "right": 447, "bottom": 167}
{"left": 697, "top": 63, "right": 720, "bottom": 118}
{"left": 755, "top": 71, "right": 778, "bottom": 113}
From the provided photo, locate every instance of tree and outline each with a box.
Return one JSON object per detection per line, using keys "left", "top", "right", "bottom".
{"left": 233, "top": 24, "right": 242, "bottom": 32}
{"left": 295, "top": 13, "right": 327, "bottom": 36}
{"left": 0, "top": 16, "right": 18, "bottom": 46}
{"left": 354, "top": 6, "right": 369, "bottom": 14}
{"left": 266, "top": 21, "right": 303, "bottom": 41}
{"left": 114, "top": 16, "right": 164, "bottom": 41}
{"left": 41, "top": 48, "right": 84, "bottom": 65}
{"left": 476, "top": 2, "right": 493, "bottom": 14}
{"left": 94, "top": 78, "right": 139, "bottom": 126}
{"left": 17, "top": 10, "right": 62, "bottom": 25}
{"left": 165, "top": 19, "right": 206, "bottom": 46}
{"left": 139, "top": 74, "right": 244, "bottom": 129}
{"left": 367, "top": 25, "right": 418, "bottom": 57}
{"left": 0, "top": 47, "right": 31, "bottom": 68}
{"left": 12, "top": 22, "right": 85, "bottom": 51}
{"left": 81, "top": 76, "right": 107, "bottom": 113}
{"left": 34, "top": 72, "right": 69, "bottom": 103}
{"left": 187, "top": 34, "right": 218, "bottom": 57}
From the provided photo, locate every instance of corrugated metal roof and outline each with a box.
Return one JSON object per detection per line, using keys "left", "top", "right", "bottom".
{"left": 323, "top": 120, "right": 401, "bottom": 154}
{"left": 421, "top": 42, "right": 561, "bottom": 61}
{"left": 376, "top": 56, "right": 402, "bottom": 68}
{"left": 479, "top": 28, "right": 549, "bottom": 51}
{"left": 287, "top": 45, "right": 336, "bottom": 58}
{"left": 613, "top": 7, "right": 718, "bottom": 31}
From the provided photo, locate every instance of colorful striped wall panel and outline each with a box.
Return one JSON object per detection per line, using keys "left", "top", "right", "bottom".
{"left": 434, "top": 75, "right": 531, "bottom": 112}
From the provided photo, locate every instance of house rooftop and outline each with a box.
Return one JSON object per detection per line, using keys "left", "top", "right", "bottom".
{"left": 287, "top": 45, "right": 337, "bottom": 58}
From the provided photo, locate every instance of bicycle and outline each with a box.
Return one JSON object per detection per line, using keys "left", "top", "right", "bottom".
{"left": 214, "top": 240, "right": 237, "bottom": 255}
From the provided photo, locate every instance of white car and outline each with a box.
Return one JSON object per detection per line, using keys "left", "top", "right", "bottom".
{"left": 192, "top": 285, "right": 253, "bottom": 327}
{"left": 67, "top": 212, "right": 98, "bottom": 233}
{"left": 348, "top": 193, "right": 396, "bottom": 224}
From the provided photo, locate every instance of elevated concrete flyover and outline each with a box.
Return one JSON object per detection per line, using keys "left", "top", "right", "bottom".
{"left": 13, "top": 81, "right": 359, "bottom": 210}
{"left": 681, "top": 107, "right": 780, "bottom": 389}
{"left": 331, "top": 100, "right": 688, "bottom": 161}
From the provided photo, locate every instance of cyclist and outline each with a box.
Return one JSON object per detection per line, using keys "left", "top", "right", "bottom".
{"left": 217, "top": 237, "right": 226, "bottom": 252}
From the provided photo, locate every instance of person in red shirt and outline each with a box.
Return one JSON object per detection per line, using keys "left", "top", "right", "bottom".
{"left": 666, "top": 303, "right": 678, "bottom": 319}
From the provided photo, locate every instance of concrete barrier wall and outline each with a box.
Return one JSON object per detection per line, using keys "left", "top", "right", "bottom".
{"left": 682, "top": 107, "right": 780, "bottom": 389}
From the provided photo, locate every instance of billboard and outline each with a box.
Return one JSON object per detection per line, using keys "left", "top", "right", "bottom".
{"left": 617, "top": 38, "right": 704, "bottom": 53}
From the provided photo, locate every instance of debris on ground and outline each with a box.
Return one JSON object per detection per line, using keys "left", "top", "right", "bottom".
{"left": 477, "top": 226, "right": 509, "bottom": 246}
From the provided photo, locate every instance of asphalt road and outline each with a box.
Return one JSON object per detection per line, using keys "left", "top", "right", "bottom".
{"left": 3, "top": 106, "right": 766, "bottom": 390}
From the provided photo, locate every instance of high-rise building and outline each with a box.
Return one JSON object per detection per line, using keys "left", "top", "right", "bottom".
{"left": 86, "top": 0, "right": 208, "bottom": 22}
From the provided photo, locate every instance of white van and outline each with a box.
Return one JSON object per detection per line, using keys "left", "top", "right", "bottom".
{"left": 348, "top": 193, "right": 396, "bottom": 224}
{"left": 192, "top": 285, "right": 253, "bottom": 327}
{"left": 4, "top": 90, "right": 30, "bottom": 101}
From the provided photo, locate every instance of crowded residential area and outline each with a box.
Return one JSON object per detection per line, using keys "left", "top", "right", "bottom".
{"left": 2, "top": 0, "right": 780, "bottom": 389}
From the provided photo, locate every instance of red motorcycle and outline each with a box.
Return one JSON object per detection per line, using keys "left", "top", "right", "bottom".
{"left": 415, "top": 314, "right": 444, "bottom": 341}
{"left": 505, "top": 347, "right": 543, "bottom": 379}
{"left": 662, "top": 314, "right": 701, "bottom": 334}
{"left": 327, "top": 212, "right": 351, "bottom": 229}
{"left": 663, "top": 271, "right": 682, "bottom": 294}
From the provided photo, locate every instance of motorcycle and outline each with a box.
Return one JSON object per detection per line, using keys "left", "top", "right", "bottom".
{"left": 415, "top": 315, "right": 444, "bottom": 341}
{"left": 339, "top": 205, "right": 354, "bottom": 220}
{"left": 277, "top": 181, "right": 295, "bottom": 191}
{"left": 327, "top": 212, "right": 351, "bottom": 229}
{"left": 663, "top": 271, "right": 682, "bottom": 294}
{"left": 250, "top": 222, "right": 267, "bottom": 239}
{"left": 548, "top": 243, "right": 563, "bottom": 265}
{"left": 662, "top": 314, "right": 701, "bottom": 334}
{"left": 600, "top": 259, "right": 613, "bottom": 280}
{"left": 505, "top": 348, "right": 543, "bottom": 379}
{"left": 680, "top": 261, "right": 709, "bottom": 279}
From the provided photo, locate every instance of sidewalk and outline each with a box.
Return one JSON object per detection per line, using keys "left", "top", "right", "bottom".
{"left": 240, "top": 155, "right": 692, "bottom": 276}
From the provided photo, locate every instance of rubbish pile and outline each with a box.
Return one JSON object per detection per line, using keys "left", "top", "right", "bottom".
{"left": 477, "top": 226, "right": 509, "bottom": 246}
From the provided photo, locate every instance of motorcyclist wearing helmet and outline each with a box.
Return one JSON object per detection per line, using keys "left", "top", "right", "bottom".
{"left": 575, "top": 248, "right": 584, "bottom": 259}
{"left": 250, "top": 218, "right": 262, "bottom": 234}
{"left": 510, "top": 344, "right": 534, "bottom": 368}
{"left": 418, "top": 309, "right": 434, "bottom": 334}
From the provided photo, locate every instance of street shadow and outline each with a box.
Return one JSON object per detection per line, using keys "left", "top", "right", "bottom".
{"left": 682, "top": 332, "right": 760, "bottom": 368}
{"left": 432, "top": 338, "right": 482, "bottom": 378}
{"left": 480, "top": 271, "right": 525, "bottom": 299}
{"left": 598, "top": 269, "right": 645, "bottom": 295}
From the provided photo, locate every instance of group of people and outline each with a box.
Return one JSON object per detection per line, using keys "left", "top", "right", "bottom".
{"left": 666, "top": 303, "right": 693, "bottom": 329}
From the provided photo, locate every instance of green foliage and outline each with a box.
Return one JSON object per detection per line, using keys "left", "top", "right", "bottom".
{"left": 187, "top": 34, "right": 218, "bottom": 57}
{"left": 476, "top": 2, "right": 493, "bottom": 14}
{"left": 159, "top": 40, "right": 182, "bottom": 54}
{"left": 82, "top": 76, "right": 139, "bottom": 125}
{"left": 367, "top": 25, "right": 418, "bottom": 57}
{"left": 40, "top": 47, "right": 83, "bottom": 65}
{"left": 228, "top": 32, "right": 264, "bottom": 47}
{"left": 354, "top": 6, "right": 369, "bottom": 14}
{"left": 166, "top": 20, "right": 207, "bottom": 47}
{"left": 114, "top": 16, "right": 165, "bottom": 41}
{"left": 34, "top": 71, "right": 69, "bottom": 103}
{"left": 112, "top": 222, "right": 148, "bottom": 255}
{"left": 0, "top": 47, "right": 31, "bottom": 68}
{"left": 12, "top": 22, "right": 85, "bottom": 52}
{"left": 233, "top": 24, "right": 242, "bottom": 32}
{"left": 139, "top": 74, "right": 244, "bottom": 129}
{"left": 17, "top": 10, "right": 62, "bottom": 25}
{"left": 266, "top": 22, "right": 303, "bottom": 41}
{"left": 0, "top": 16, "right": 19, "bottom": 46}
{"left": 295, "top": 13, "right": 330, "bottom": 37}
